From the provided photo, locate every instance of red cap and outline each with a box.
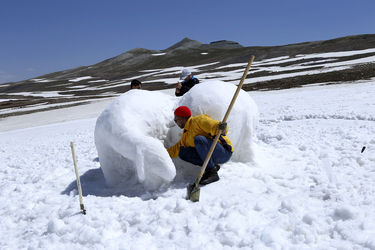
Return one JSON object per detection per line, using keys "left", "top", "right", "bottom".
{"left": 174, "top": 106, "right": 191, "bottom": 117}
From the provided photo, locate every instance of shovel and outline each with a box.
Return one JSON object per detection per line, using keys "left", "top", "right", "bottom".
{"left": 187, "top": 56, "right": 255, "bottom": 202}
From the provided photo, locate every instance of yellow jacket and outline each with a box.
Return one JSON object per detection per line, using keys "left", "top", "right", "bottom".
{"left": 167, "top": 114, "right": 234, "bottom": 158}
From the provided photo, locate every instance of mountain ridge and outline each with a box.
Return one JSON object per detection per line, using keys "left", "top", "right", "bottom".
{"left": 0, "top": 34, "right": 375, "bottom": 117}
{"left": 4, "top": 34, "right": 375, "bottom": 84}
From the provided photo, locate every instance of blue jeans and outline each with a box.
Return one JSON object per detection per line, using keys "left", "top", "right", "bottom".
{"left": 179, "top": 135, "right": 232, "bottom": 168}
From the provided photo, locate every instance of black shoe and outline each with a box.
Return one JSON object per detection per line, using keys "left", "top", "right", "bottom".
{"left": 215, "top": 165, "right": 220, "bottom": 172}
{"left": 200, "top": 166, "right": 220, "bottom": 185}
{"left": 201, "top": 165, "right": 220, "bottom": 180}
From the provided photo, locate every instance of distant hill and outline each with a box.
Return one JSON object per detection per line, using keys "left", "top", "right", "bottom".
{"left": 1, "top": 34, "right": 375, "bottom": 117}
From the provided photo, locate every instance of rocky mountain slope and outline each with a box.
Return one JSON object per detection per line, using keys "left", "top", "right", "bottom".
{"left": 1, "top": 34, "right": 375, "bottom": 117}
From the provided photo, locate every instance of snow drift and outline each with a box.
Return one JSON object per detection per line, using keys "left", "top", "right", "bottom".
{"left": 95, "top": 81, "right": 258, "bottom": 190}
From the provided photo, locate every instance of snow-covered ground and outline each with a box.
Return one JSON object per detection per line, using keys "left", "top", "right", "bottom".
{"left": 0, "top": 81, "right": 374, "bottom": 249}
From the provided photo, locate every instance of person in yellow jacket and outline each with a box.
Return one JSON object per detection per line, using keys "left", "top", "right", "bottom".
{"left": 167, "top": 106, "right": 233, "bottom": 185}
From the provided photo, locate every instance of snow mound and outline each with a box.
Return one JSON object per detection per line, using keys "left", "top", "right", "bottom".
{"left": 95, "top": 81, "right": 258, "bottom": 190}
{"left": 173, "top": 80, "right": 258, "bottom": 162}
{"left": 94, "top": 90, "right": 176, "bottom": 190}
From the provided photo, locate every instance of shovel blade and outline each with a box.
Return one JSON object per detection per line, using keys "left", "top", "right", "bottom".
{"left": 187, "top": 183, "right": 200, "bottom": 202}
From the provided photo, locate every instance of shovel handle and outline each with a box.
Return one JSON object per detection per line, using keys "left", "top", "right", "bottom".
{"left": 194, "top": 56, "right": 255, "bottom": 187}
{"left": 222, "top": 56, "right": 255, "bottom": 123}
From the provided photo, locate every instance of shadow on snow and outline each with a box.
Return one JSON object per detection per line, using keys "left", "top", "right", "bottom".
{"left": 61, "top": 159, "right": 201, "bottom": 200}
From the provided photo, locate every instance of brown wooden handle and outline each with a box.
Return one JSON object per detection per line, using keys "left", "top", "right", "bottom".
{"left": 194, "top": 56, "right": 255, "bottom": 186}
{"left": 222, "top": 56, "right": 255, "bottom": 123}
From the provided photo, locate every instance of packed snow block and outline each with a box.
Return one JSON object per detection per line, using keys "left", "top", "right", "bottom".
{"left": 176, "top": 80, "right": 258, "bottom": 162}
{"left": 94, "top": 90, "right": 176, "bottom": 190}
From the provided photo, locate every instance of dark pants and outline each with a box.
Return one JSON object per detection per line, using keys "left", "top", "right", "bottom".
{"left": 179, "top": 135, "right": 232, "bottom": 169}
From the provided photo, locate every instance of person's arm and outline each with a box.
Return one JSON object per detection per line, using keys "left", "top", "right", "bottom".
{"left": 178, "top": 84, "right": 189, "bottom": 95}
{"left": 175, "top": 82, "right": 183, "bottom": 96}
{"left": 176, "top": 79, "right": 195, "bottom": 96}
{"left": 199, "top": 116, "right": 228, "bottom": 136}
{"left": 167, "top": 140, "right": 182, "bottom": 158}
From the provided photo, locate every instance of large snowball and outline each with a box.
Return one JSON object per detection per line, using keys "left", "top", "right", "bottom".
{"left": 172, "top": 80, "right": 258, "bottom": 162}
{"left": 95, "top": 81, "right": 258, "bottom": 191}
{"left": 94, "top": 90, "right": 176, "bottom": 190}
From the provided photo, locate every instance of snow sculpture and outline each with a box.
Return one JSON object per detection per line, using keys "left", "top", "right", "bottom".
{"left": 95, "top": 81, "right": 258, "bottom": 191}
{"left": 94, "top": 90, "right": 176, "bottom": 190}
{"left": 171, "top": 80, "right": 258, "bottom": 162}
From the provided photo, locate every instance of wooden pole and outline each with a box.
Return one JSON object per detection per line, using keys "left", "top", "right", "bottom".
{"left": 195, "top": 56, "right": 255, "bottom": 186}
{"left": 188, "top": 56, "right": 255, "bottom": 202}
{"left": 70, "top": 142, "right": 86, "bottom": 215}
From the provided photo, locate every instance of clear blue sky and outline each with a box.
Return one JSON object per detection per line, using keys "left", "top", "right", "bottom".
{"left": 1, "top": 0, "right": 374, "bottom": 84}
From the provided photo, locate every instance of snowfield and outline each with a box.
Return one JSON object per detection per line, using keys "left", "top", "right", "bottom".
{"left": 0, "top": 80, "right": 374, "bottom": 249}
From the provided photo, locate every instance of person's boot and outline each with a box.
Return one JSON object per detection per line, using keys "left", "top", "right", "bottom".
{"left": 200, "top": 165, "right": 220, "bottom": 185}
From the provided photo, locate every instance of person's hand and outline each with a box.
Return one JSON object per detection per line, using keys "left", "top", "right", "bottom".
{"left": 218, "top": 122, "right": 227, "bottom": 133}
{"left": 175, "top": 83, "right": 181, "bottom": 94}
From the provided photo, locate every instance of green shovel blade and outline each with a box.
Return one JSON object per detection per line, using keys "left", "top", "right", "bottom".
{"left": 187, "top": 183, "right": 200, "bottom": 202}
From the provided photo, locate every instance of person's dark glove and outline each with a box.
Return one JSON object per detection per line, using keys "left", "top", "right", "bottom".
{"left": 218, "top": 122, "right": 227, "bottom": 134}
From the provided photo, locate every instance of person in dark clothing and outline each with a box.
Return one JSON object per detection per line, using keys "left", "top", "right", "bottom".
{"left": 175, "top": 68, "right": 199, "bottom": 96}
{"left": 130, "top": 79, "right": 142, "bottom": 89}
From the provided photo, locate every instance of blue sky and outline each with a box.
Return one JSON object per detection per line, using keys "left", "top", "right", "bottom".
{"left": 0, "top": 0, "right": 374, "bottom": 84}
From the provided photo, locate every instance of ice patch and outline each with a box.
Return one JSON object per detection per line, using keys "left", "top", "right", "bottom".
{"left": 88, "top": 79, "right": 109, "bottom": 83}
{"left": 152, "top": 53, "right": 166, "bottom": 56}
{"left": 31, "top": 78, "right": 54, "bottom": 83}
{"left": 69, "top": 76, "right": 93, "bottom": 82}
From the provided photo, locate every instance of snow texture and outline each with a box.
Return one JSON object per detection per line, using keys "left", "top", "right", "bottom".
{"left": 95, "top": 90, "right": 176, "bottom": 190}
{"left": 0, "top": 80, "right": 375, "bottom": 249}
{"left": 95, "top": 81, "right": 258, "bottom": 190}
